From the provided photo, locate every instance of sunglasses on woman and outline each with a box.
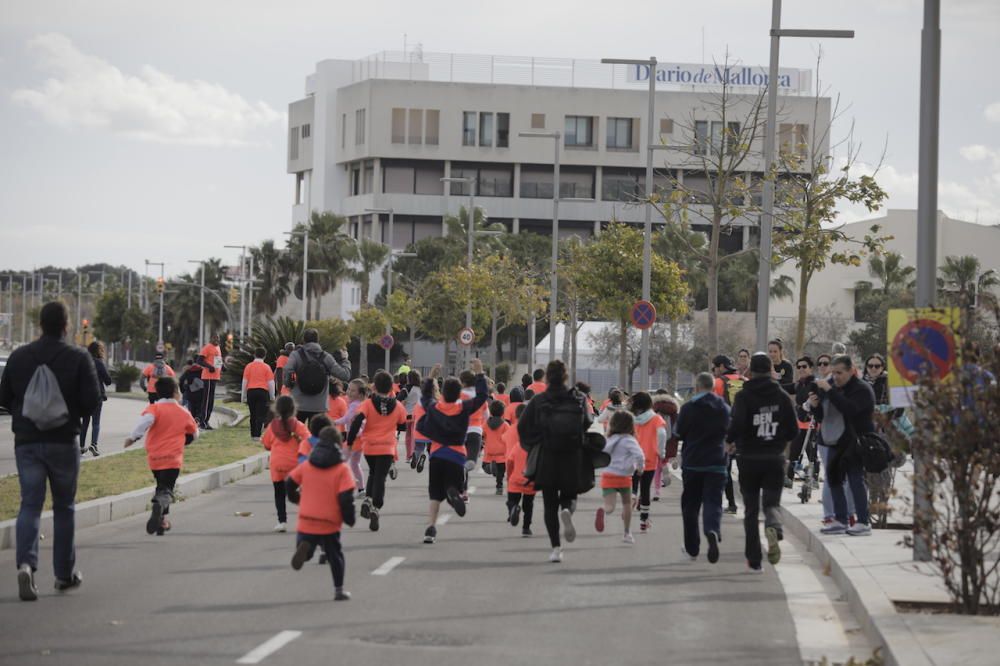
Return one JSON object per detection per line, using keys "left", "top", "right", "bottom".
{"left": 817, "top": 361, "right": 830, "bottom": 366}
{"left": 796, "top": 364, "right": 810, "bottom": 370}
{"left": 867, "top": 363, "right": 883, "bottom": 369}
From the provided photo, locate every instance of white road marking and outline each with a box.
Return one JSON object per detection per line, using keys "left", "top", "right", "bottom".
{"left": 236, "top": 630, "right": 302, "bottom": 664}
{"left": 436, "top": 514, "right": 451, "bottom": 526}
{"left": 371, "top": 556, "right": 406, "bottom": 576}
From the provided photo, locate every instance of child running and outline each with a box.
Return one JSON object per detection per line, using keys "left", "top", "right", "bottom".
{"left": 482, "top": 400, "right": 510, "bottom": 495}
{"left": 416, "top": 358, "right": 489, "bottom": 544}
{"left": 298, "top": 414, "right": 333, "bottom": 463}
{"left": 594, "top": 410, "right": 646, "bottom": 544}
{"left": 124, "top": 377, "right": 199, "bottom": 536}
{"left": 347, "top": 371, "right": 407, "bottom": 532}
{"left": 411, "top": 374, "right": 437, "bottom": 473}
{"left": 630, "top": 392, "right": 668, "bottom": 534}
{"left": 261, "top": 395, "right": 310, "bottom": 532}
{"left": 504, "top": 403, "right": 535, "bottom": 537}
{"left": 334, "top": 379, "right": 367, "bottom": 497}
{"left": 286, "top": 426, "right": 356, "bottom": 601}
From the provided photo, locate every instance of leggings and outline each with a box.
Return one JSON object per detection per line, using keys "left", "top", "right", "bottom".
{"left": 492, "top": 462, "right": 506, "bottom": 490}
{"left": 725, "top": 455, "right": 737, "bottom": 507}
{"left": 297, "top": 532, "right": 345, "bottom": 589}
{"left": 631, "top": 469, "right": 655, "bottom": 520}
{"left": 506, "top": 492, "right": 535, "bottom": 528}
{"left": 364, "top": 454, "right": 394, "bottom": 509}
{"left": 404, "top": 420, "right": 416, "bottom": 460}
{"left": 542, "top": 488, "right": 576, "bottom": 548}
{"left": 152, "top": 468, "right": 180, "bottom": 516}
{"left": 273, "top": 481, "right": 287, "bottom": 523}
{"left": 80, "top": 400, "right": 104, "bottom": 447}
{"left": 652, "top": 457, "right": 665, "bottom": 496}
{"left": 347, "top": 449, "right": 365, "bottom": 491}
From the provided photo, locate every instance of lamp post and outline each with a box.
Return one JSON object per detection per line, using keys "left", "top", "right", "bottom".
{"left": 224, "top": 245, "right": 248, "bottom": 342}
{"left": 755, "top": 1, "right": 854, "bottom": 350}
{"left": 283, "top": 230, "right": 309, "bottom": 322}
{"left": 188, "top": 260, "right": 207, "bottom": 350}
{"left": 146, "top": 260, "right": 165, "bottom": 345}
{"left": 441, "top": 176, "right": 477, "bottom": 367}
{"left": 601, "top": 56, "right": 657, "bottom": 390}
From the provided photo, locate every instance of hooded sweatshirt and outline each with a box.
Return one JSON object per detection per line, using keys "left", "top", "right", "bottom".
{"left": 726, "top": 376, "right": 798, "bottom": 458}
{"left": 633, "top": 410, "right": 668, "bottom": 471}
{"left": 418, "top": 373, "right": 489, "bottom": 466}
{"left": 285, "top": 437, "right": 356, "bottom": 535}
{"left": 483, "top": 415, "right": 509, "bottom": 462}
{"left": 676, "top": 391, "right": 730, "bottom": 471}
{"left": 601, "top": 433, "right": 647, "bottom": 478}
{"left": 347, "top": 394, "right": 407, "bottom": 456}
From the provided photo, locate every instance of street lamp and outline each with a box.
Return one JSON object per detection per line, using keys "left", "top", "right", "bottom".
{"left": 441, "top": 176, "right": 477, "bottom": 367}
{"left": 224, "top": 245, "right": 248, "bottom": 342}
{"left": 283, "top": 230, "right": 309, "bottom": 322}
{"left": 188, "top": 260, "right": 207, "bottom": 349}
{"left": 145, "top": 260, "right": 165, "bottom": 345}
{"left": 755, "top": 1, "right": 854, "bottom": 351}
{"left": 601, "top": 56, "right": 657, "bottom": 390}
{"left": 518, "top": 130, "right": 562, "bottom": 367}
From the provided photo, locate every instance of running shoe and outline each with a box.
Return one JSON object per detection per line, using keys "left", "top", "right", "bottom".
{"left": 846, "top": 522, "right": 872, "bottom": 536}
{"left": 334, "top": 589, "right": 352, "bottom": 601}
{"left": 594, "top": 507, "right": 605, "bottom": 533}
{"left": 560, "top": 508, "right": 576, "bottom": 543}
{"left": 273, "top": 522, "right": 287, "bottom": 533}
{"left": 446, "top": 487, "right": 467, "bottom": 517}
{"left": 707, "top": 531, "right": 720, "bottom": 564}
{"left": 548, "top": 548, "right": 563, "bottom": 563}
{"left": 53, "top": 572, "right": 83, "bottom": 592}
{"left": 88, "top": 443, "right": 100, "bottom": 457}
{"left": 747, "top": 562, "right": 764, "bottom": 575}
{"left": 291, "top": 541, "right": 312, "bottom": 570}
{"left": 423, "top": 525, "right": 437, "bottom": 544}
{"left": 680, "top": 547, "right": 696, "bottom": 562}
{"left": 495, "top": 487, "right": 503, "bottom": 496}
{"left": 623, "top": 532, "right": 635, "bottom": 545}
{"left": 639, "top": 518, "right": 651, "bottom": 533}
{"left": 409, "top": 454, "right": 417, "bottom": 470}
{"left": 369, "top": 507, "right": 380, "bottom": 532}
{"left": 521, "top": 526, "right": 532, "bottom": 537}
{"left": 725, "top": 504, "right": 738, "bottom": 515}
{"left": 765, "top": 526, "right": 781, "bottom": 565}
{"left": 359, "top": 498, "right": 371, "bottom": 519}
{"left": 146, "top": 500, "right": 163, "bottom": 535}
{"left": 416, "top": 451, "right": 427, "bottom": 473}
{"left": 389, "top": 463, "right": 398, "bottom": 481}
{"left": 158, "top": 519, "right": 171, "bottom": 535}
{"left": 820, "top": 520, "right": 847, "bottom": 535}
{"left": 17, "top": 564, "right": 37, "bottom": 601}
{"left": 509, "top": 504, "right": 521, "bottom": 527}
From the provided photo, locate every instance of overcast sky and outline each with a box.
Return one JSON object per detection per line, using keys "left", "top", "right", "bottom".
{"left": 1, "top": 0, "right": 998, "bottom": 276}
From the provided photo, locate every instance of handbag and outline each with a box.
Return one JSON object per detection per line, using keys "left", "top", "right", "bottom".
{"left": 523, "top": 445, "right": 540, "bottom": 481}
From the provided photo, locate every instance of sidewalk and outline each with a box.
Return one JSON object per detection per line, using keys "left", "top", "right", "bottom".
{"left": 780, "top": 464, "right": 1000, "bottom": 666}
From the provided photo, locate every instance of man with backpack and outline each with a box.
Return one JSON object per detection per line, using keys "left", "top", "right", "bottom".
{"left": 282, "top": 328, "right": 351, "bottom": 421}
{"left": 141, "top": 352, "right": 176, "bottom": 404}
{"left": 0, "top": 301, "right": 101, "bottom": 601}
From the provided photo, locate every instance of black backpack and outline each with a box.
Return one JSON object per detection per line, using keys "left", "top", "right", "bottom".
{"left": 858, "top": 432, "right": 893, "bottom": 474}
{"left": 295, "top": 349, "right": 327, "bottom": 396}
{"left": 539, "top": 390, "right": 587, "bottom": 453}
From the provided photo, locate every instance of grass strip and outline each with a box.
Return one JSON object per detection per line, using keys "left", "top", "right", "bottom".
{"left": 0, "top": 423, "right": 262, "bottom": 521}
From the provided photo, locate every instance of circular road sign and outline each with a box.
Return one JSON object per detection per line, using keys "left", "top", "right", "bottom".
{"left": 155, "top": 342, "right": 165, "bottom": 353}
{"left": 891, "top": 318, "right": 956, "bottom": 384}
{"left": 378, "top": 334, "right": 395, "bottom": 351}
{"left": 630, "top": 300, "right": 657, "bottom": 330}
{"left": 457, "top": 327, "right": 476, "bottom": 347}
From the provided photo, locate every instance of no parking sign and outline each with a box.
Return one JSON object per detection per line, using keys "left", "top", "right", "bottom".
{"left": 887, "top": 307, "right": 961, "bottom": 407}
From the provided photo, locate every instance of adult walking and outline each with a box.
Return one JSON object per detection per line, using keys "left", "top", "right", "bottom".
{"left": 0, "top": 302, "right": 100, "bottom": 601}
{"left": 241, "top": 346, "right": 276, "bottom": 440}
{"left": 726, "top": 353, "right": 798, "bottom": 573}
{"left": 79, "top": 341, "right": 112, "bottom": 457}
{"left": 517, "top": 359, "right": 594, "bottom": 563}
{"left": 196, "top": 334, "right": 223, "bottom": 428}
{"left": 676, "top": 372, "right": 731, "bottom": 563}
{"left": 282, "top": 328, "right": 351, "bottom": 422}
{"left": 711, "top": 355, "right": 743, "bottom": 514}
{"left": 809, "top": 354, "right": 876, "bottom": 536}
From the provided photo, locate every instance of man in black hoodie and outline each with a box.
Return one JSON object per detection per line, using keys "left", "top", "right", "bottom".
{"left": 0, "top": 302, "right": 100, "bottom": 601}
{"left": 676, "top": 372, "right": 731, "bottom": 564}
{"left": 726, "top": 352, "right": 798, "bottom": 572}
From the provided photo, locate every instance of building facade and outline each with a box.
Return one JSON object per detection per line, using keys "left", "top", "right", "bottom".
{"left": 285, "top": 51, "right": 829, "bottom": 320}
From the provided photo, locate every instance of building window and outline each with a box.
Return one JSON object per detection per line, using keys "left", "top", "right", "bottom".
{"left": 697, "top": 121, "right": 740, "bottom": 155}
{"left": 355, "top": 108, "right": 366, "bottom": 146}
{"left": 341, "top": 114, "right": 346, "bottom": 149}
{"left": 565, "top": 115, "right": 593, "bottom": 147}
{"left": 288, "top": 126, "right": 299, "bottom": 160}
{"left": 384, "top": 165, "right": 415, "bottom": 194}
{"left": 659, "top": 118, "right": 673, "bottom": 135}
{"left": 408, "top": 109, "right": 423, "bottom": 145}
{"left": 350, "top": 165, "right": 361, "bottom": 196}
{"left": 497, "top": 112, "right": 509, "bottom": 148}
{"left": 391, "top": 108, "right": 406, "bottom": 144}
{"left": 607, "top": 117, "right": 634, "bottom": 150}
{"left": 462, "top": 111, "right": 476, "bottom": 146}
{"left": 451, "top": 164, "right": 512, "bottom": 197}
{"left": 363, "top": 161, "right": 374, "bottom": 194}
{"left": 779, "top": 123, "right": 809, "bottom": 159}
{"left": 531, "top": 113, "right": 545, "bottom": 129}
{"left": 479, "top": 112, "right": 494, "bottom": 147}
{"left": 694, "top": 120, "right": 709, "bottom": 155}
{"left": 301, "top": 124, "right": 311, "bottom": 139}
{"left": 425, "top": 109, "right": 440, "bottom": 145}
{"left": 602, "top": 168, "right": 642, "bottom": 201}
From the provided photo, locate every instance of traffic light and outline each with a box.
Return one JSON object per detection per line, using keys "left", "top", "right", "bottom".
{"left": 228, "top": 287, "right": 239, "bottom": 304}
{"left": 81, "top": 318, "right": 89, "bottom": 335}
{"left": 155, "top": 277, "right": 164, "bottom": 295}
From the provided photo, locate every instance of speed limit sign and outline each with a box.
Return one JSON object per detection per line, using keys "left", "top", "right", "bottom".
{"left": 457, "top": 327, "right": 475, "bottom": 347}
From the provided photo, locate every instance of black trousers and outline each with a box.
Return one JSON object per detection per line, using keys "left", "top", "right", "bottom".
{"left": 725, "top": 456, "right": 737, "bottom": 507}
{"left": 152, "top": 468, "right": 180, "bottom": 516}
{"left": 272, "top": 481, "right": 287, "bottom": 523}
{"left": 680, "top": 470, "right": 726, "bottom": 557}
{"left": 542, "top": 488, "right": 576, "bottom": 548}
{"left": 364, "top": 454, "right": 394, "bottom": 509}
{"left": 506, "top": 492, "right": 534, "bottom": 528}
{"left": 202, "top": 380, "right": 217, "bottom": 424}
{"left": 297, "top": 532, "right": 345, "bottom": 588}
{"left": 80, "top": 400, "right": 104, "bottom": 447}
{"left": 736, "top": 457, "right": 785, "bottom": 568}
{"left": 632, "top": 469, "right": 655, "bottom": 519}
{"left": 247, "top": 389, "right": 271, "bottom": 438}
{"left": 492, "top": 462, "right": 506, "bottom": 489}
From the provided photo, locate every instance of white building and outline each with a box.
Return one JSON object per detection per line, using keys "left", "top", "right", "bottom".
{"left": 768, "top": 209, "right": 1000, "bottom": 331}
{"left": 284, "top": 51, "right": 830, "bottom": 322}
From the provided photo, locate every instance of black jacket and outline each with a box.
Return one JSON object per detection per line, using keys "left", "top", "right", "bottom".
{"left": 865, "top": 374, "right": 889, "bottom": 406}
{"left": 676, "top": 392, "right": 731, "bottom": 469}
{"left": 416, "top": 374, "right": 489, "bottom": 447}
{"left": 813, "top": 375, "right": 876, "bottom": 444}
{"left": 794, "top": 377, "right": 815, "bottom": 423}
{"left": 726, "top": 376, "right": 798, "bottom": 458}
{"left": 518, "top": 385, "right": 595, "bottom": 494}
{"left": 0, "top": 335, "right": 101, "bottom": 445}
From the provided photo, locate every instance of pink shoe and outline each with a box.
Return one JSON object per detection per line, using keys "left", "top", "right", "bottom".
{"left": 595, "top": 508, "right": 605, "bottom": 533}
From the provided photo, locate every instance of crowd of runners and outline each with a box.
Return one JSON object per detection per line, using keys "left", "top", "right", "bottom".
{"left": 2, "top": 302, "right": 897, "bottom": 603}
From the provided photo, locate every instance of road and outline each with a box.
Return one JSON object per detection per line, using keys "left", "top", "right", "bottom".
{"left": 0, "top": 454, "right": 873, "bottom": 666}
{"left": 0, "top": 397, "right": 227, "bottom": 477}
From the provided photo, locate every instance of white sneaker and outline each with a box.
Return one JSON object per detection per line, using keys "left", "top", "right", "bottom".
{"left": 623, "top": 532, "right": 635, "bottom": 545}
{"left": 680, "top": 546, "right": 696, "bottom": 562}
{"left": 560, "top": 508, "right": 576, "bottom": 543}
{"left": 846, "top": 522, "right": 872, "bottom": 536}
{"left": 548, "top": 547, "right": 563, "bottom": 563}
{"left": 820, "top": 520, "right": 847, "bottom": 535}
{"left": 273, "top": 522, "right": 287, "bottom": 533}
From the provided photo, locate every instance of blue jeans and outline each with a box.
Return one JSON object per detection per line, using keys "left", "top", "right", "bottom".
{"left": 80, "top": 401, "right": 104, "bottom": 447}
{"left": 820, "top": 445, "right": 855, "bottom": 519}
{"left": 829, "top": 454, "right": 870, "bottom": 525}
{"left": 681, "top": 470, "right": 726, "bottom": 556}
{"left": 15, "top": 442, "right": 80, "bottom": 579}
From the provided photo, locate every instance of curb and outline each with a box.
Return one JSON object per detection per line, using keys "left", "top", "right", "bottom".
{"left": 0, "top": 452, "right": 269, "bottom": 552}
{"left": 781, "top": 506, "right": 935, "bottom": 666}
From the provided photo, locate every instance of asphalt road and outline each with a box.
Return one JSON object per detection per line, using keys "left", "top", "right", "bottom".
{"left": 0, "top": 397, "right": 227, "bottom": 477}
{"left": 0, "top": 458, "right": 813, "bottom": 666}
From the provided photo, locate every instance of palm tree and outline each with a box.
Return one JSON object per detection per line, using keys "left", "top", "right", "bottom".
{"left": 163, "top": 259, "right": 230, "bottom": 361}
{"left": 939, "top": 255, "right": 999, "bottom": 308}
{"left": 252, "top": 240, "right": 290, "bottom": 316}
{"left": 347, "top": 238, "right": 390, "bottom": 375}
{"left": 868, "top": 251, "right": 915, "bottom": 296}
{"left": 284, "top": 212, "right": 353, "bottom": 320}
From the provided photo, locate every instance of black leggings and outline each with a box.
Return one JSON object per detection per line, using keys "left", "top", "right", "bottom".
{"left": 542, "top": 488, "right": 576, "bottom": 548}
{"left": 492, "top": 462, "right": 506, "bottom": 489}
{"left": 152, "top": 468, "right": 180, "bottom": 516}
{"left": 273, "top": 481, "right": 287, "bottom": 523}
{"left": 364, "top": 455, "right": 394, "bottom": 509}
{"left": 632, "top": 469, "right": 655, "bottom": 519}
{"left": 297, "top": 532, "right": 345, "bottom": 588}
{"left": 725, "top": 456, "right": 737, "bottom": 507}
{"left": 247, "top": 389, "right": 271, "bottom": 438}
{"left": 506, "top": 492, "right": 534, "bottom": 528}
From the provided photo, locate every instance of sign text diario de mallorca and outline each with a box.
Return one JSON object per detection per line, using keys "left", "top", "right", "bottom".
{"left": 627, "top": 63, "right": 807, "bottom": 92}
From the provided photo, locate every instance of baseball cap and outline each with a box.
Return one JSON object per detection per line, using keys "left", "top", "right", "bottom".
{"left": 711, "top": 355, "right": 734, "bottom": 369}
{"left": 750, "top": 353, "right": 772, "bottom": 374}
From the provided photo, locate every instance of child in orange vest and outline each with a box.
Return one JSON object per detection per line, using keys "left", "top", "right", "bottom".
{"left": 346, "top": 371, "right": 407, "bottom": 532}
{"left": 504, "top": 403, "right": 535, "bottom": 537}
{"left": 629, "top": 392, "right": 668, "bottom": 534}
{"left": 326, "top": 381, "right": 348, "bottom": 433}
{"left": 483, "top": 400, "right": 510, "bottom": 495}
{"left": 124, "top": 377, "right": 199, "bottom": 536}
{"left": 286, "top": 426, "right": 356, "bottom": 601}
{"left": 261, "top": 395, "right": 310, "bottom": 533}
